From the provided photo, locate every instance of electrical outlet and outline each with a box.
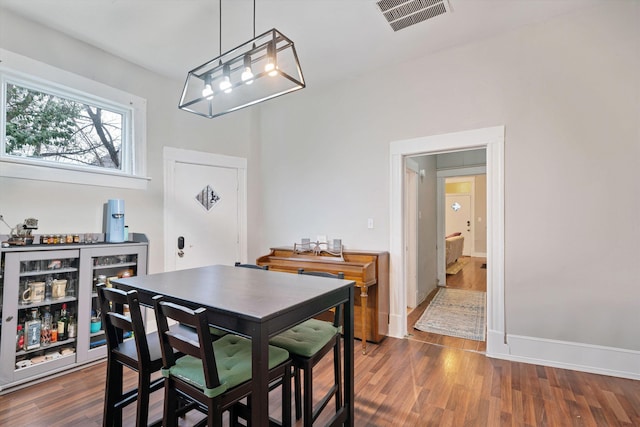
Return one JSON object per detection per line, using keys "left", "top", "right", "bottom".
{"left": 367, "top": 218, "right": 374, "bottom": 229}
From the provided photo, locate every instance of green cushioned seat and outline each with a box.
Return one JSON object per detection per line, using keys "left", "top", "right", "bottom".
{"left": 269, "top": 318, "right": 339, "bottom": 358}
{"left": 162, "top": 334, "right": 289, "bottom": 398}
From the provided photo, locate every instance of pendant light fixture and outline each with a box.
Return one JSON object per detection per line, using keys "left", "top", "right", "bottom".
{"left": 179, "top": 0, "right": 305, "bottom": 119}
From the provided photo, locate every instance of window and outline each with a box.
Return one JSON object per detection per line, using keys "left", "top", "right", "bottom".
{"left": 0, "top": 49, "right": 148, "bottom": 189}
{"left": 5, "top": 81, "right": 128, "bottom": 171}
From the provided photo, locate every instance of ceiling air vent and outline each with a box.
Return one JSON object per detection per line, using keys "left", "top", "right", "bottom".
{"left": 377, "top": 0, "right": 452, "bottom": 32}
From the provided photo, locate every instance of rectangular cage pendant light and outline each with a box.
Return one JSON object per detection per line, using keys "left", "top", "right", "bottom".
{"left": 178, "top": 28, "right": 305, "bottom": 119}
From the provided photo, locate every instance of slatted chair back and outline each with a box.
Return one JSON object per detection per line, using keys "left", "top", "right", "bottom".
{"left": 97, "top": 284, "right": 150, "bottom": 366}
{"left": 153, "top": 297, "right": 221, "bottom": 392}
{"left": 297, "top": 269, "right": 344, "bottom": 328}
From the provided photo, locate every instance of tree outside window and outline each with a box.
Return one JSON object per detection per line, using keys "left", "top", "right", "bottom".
{"left": 4, "top": 82, "right": 124, "bottom": 171}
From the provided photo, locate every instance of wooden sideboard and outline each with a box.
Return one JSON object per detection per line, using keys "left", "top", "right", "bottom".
{"left": 257, "top": 247, "right": 389, "bottom": 354}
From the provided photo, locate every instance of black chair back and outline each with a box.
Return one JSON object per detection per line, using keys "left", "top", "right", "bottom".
{"left": 235, "top": 262, "right": 269, "bottom": 270}
{"left": 153, "top": 296, "right": 221, "bottom": 391}
{"left": 97, "top": 284, "right": 150, "bottom": 365}
{"left": 297, "top": 269, "right": 345, "bottom": 328}
{"left": 297, "top": 268, "right": 344, "bottom": 279}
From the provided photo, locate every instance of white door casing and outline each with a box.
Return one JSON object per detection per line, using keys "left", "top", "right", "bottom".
{"left": 389, "top": 126, "right": 507, "bottom": 357}
{"left": 163, "top": 148, "right": 247, "bottom": 272}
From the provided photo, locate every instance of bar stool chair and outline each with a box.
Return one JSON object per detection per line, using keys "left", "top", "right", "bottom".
{"left": 97, "top": 284, "right": 195, "bottom": 427}
{"left": 153, "top": 295, "right": 292, "bottom": 427}
{"left": 269, "top": 269, "right": 344, "bottom": 426}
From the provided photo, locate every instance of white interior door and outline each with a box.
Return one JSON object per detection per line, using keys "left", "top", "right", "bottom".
{"left": 164, "top": 148, "right": 247, "bottom": 272}
{"left": 445, "top": 194, "right": 472, "bottom": 256}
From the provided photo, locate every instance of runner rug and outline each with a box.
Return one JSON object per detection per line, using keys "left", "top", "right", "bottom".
{"left": 414, "top": 288, "right": 486, "bottom": 341}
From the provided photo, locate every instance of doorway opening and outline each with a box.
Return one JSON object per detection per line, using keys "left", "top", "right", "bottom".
{"left": 406, "top": 158, "right": 487, "bottom": 351}
{"left": 389, "top": 126, "right": 506, "bottom": 357}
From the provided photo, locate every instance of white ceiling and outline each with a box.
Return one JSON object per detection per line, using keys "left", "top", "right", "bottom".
{"left": 0, "top": 0, "right": 601, "bottom": 88}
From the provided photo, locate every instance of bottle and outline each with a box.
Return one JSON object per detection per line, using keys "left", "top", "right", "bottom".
{"left": 51, "top": 320, "right": 58, "bottom": 343}
{"left": 16, "top": 325, "right": 25, "bottom": 351}
{"left": 41, "top": 306, "right": 52, "bottom": 346}
{"left": 67, "top": 313, "right": 77, "bottom": 339}
{"left": 58, "top": 304, "right": 69, "bottom": 341}
{"left": 25, "top": 308, "right": 42, "bottom": 350}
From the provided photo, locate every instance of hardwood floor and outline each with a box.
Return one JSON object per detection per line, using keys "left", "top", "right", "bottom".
{"left": 1, "top": 334, "right": 639, "bottom": 426}
{"left": 408, "top": 256, "right": 487, "bottom": 352}
{"left": 2, "top": 259, "right": 639, "bottom": 426}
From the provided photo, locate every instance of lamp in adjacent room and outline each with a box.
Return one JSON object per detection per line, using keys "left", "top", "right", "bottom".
{"left": 178, "top": 0, "right": 305, "bottom": 119}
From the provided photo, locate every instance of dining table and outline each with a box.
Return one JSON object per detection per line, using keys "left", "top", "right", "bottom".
{"left": 112, "top": 264, "right": 355, "bottom": 426}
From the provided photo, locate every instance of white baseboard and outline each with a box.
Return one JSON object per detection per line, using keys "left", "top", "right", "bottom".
{"left": 487, "top": 333, "right": 640, "bottom": 380}
{"left": 472, "top": 251, "right": 487, "bottom": 258}
{"left": 388, "top": 313, "right": 405, "bottom": 338}
{"left": 486, "top": 329, "right": 509, "bottom": 355}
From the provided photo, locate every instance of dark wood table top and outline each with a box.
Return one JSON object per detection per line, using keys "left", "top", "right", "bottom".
{"left": 113, "top": 264, "right": 353, "bottom": 322}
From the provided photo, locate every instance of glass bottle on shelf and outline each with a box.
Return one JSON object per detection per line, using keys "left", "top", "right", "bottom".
{"left": 67, "top": 313, "right": 77, "bottom": 340}
{"left": 25, "top": 308, "right": 42, "bottom": 351}
{"left": 58, "top": 304, "right": 69, "bottom": 341}
{"left": 41, "top": 307, "right": 52, "bottom": 346}
{"left": 51, "top": 319, "right": 58, "bottom": 343}
{"left": 16, "top": 325, "right": 25, "bottom": 351}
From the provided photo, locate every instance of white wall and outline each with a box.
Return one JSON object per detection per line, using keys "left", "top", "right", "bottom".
{"left": 257, "top": 2, "right": 640, "bottom": 357}
{"left": 0, "top": 9, "right": 259, "bottom": 274}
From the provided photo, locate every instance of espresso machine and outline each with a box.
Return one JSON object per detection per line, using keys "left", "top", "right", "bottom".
{"left": 104, "top": 199, "right": 125, "bottom": 243}
{"left": 7, "top": 217, "right": 38, "bottom": 245}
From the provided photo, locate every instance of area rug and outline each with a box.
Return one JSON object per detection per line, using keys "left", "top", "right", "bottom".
{"left": 446, "top": 258, "right": 467, "bottom": 275}
{"left": 414, "top": 288, "right": 486, "bottom": 341}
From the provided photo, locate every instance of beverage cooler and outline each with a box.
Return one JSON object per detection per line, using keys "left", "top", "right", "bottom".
{"left": 0, "top": 234, "right": 148, "bottom": 392}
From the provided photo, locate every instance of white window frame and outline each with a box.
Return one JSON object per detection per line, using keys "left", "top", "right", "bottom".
{"left": 0, "top": 49, "right": 149, "bottom": 189}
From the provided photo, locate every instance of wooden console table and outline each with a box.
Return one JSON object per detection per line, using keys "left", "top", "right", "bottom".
{"left": 257, "top": 247, "right": 389, "bottom": 354}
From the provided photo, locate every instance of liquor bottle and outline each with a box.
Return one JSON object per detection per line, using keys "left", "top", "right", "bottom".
{"left": 67, "top": 313, "right": 77, "bottom": 339}
{"left": 58, "top": 304, "right": 69, "bottom": 341}
{"left": 16, "top": 325, "right": 25, "bottom": 351}
{"left": 51, "top": 320, "right": 58, "bottom": 343}
{"left": 25, "top": 308, "right": 41, "bottom": 350}
{"left": 41, "top": 306, "right": 52, "bottom": 346}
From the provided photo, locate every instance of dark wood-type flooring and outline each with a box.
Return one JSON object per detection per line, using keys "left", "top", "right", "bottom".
{"left": 408, "top": 256, "right": 487, "bottom": 352}
{"left": 2, "top": 256, "right": 639, "bottom": 425}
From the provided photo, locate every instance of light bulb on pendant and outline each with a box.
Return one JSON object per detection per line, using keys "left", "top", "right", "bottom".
{"left": 241, "top": 54, "right": 254, "bottom": 85}
{"left": 219, "top": 64, "right": 232, "bottom": 93}
{"left": 201, "top": 74, "right": 214, "bottom": 100}
{"left": 265, "top": 41, "right": 278, "bottom": 77}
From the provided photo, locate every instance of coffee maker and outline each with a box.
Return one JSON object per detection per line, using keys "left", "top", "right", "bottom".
{"left": 7, "top": 217, "right": 38, "bottom": 245}
{"left": 104, "top": 199, "right": 125, "bottom": 243}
